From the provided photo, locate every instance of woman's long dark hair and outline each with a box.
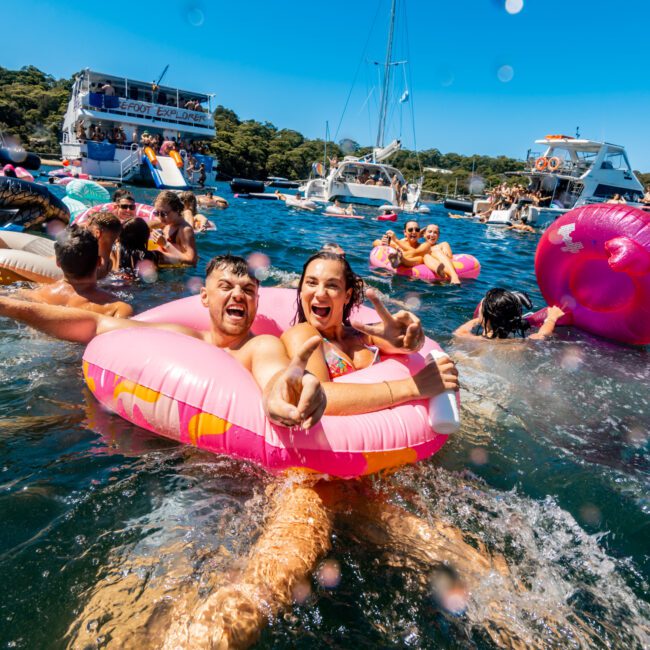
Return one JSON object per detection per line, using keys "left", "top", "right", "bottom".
{"left": 294, "top": 252, "right": 364, "bottom": 325}
{"left": 481, "top": 288, "right": 531, "bottom": 339}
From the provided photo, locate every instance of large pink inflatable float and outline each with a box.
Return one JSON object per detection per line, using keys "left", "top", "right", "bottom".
{"left": 73, "top": 202, "right": 155, "bottom": 226}
{"left": 536, "top": 204, "right": 650, "bottom": 345}
{"left": 369, "top": 245, "right": 481, "bottom": 282}
{"left": 82, "top": 287, "right": 452, "bottom": 478}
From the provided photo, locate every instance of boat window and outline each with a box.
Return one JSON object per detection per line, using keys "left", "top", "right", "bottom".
{"left": 593, "top": 184, "right": 642, "bottom": 202}
{"left": 601, "top": 150, "right": 631, "bottom": 171}
{"left": 575, "top": 150, "right": 597, "bottom": 166}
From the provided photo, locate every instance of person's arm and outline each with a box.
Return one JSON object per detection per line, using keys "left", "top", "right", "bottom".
{"left": 0, "top": 295, "right": 197, "bottom": 343}
{"left": 251, "top": 334, "right": 326, "bottom": 429}
{"left": 529, "top": 306, "right": 565, "bottom": 340}
{"left": 453, "top": 317, "right": 482, "bottom": 339}
{"left": 156, "top": 227, "right": 198, "bottom": 265}
{"left": 281, "top": 322, "right": 458, "bottom": 416}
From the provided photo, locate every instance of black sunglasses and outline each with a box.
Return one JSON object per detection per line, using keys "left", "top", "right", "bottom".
{"left": 118, "top": 203, "right": 136, "bottom": 210}
{"left": 152, "top": 209, "right": 168, "bottom": 217}
{"left": 406, "top": 227, "right": 420, "bottom": 232}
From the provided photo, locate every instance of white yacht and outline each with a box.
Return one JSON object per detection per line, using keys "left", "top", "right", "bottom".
{"left": 60, "top": 69, "right": 216, "bottom": 189}
{"left": 301, "top": 0, "right": 424, "bottom": 212}
{"left": 460, "top": 135, "right": 644, "bottom": 227}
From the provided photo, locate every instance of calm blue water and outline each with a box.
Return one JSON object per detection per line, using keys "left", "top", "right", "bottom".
{"left": 0, "top": 177, "right": 648, "bottom": 648}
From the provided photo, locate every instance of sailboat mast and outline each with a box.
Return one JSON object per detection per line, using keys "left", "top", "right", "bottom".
{"left": 376, "top": 0, "right": 397, "bottom": 149}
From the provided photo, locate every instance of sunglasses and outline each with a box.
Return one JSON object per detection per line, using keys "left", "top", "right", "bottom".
{"left": 118, "top": 203, "right": 136, "bottom": 210}
{"left": 152, "top": 209, "right": 168, "bottom": 217}
{"left": 406, "top": 227, "right": 420, "bottom": 233}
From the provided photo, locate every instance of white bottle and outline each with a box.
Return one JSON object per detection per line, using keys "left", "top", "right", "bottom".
{"left": 427, "top": 349, "right": 460, "bottom": 435}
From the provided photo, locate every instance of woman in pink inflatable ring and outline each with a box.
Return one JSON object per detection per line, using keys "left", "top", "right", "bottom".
{"left": 281, "top": 251, "right": 459, "bottom": 415}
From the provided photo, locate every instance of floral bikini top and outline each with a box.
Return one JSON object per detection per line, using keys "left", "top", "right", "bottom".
{"left": 322, "top": 336, "right": 380, "bottom": 379}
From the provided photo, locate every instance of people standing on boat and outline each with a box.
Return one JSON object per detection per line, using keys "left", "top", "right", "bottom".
{"left": 454, "top": 289, "right": 565, "bottom": 340}
{"left": 101, "top": 81, "right": 115, "bottom": 96}
{"left": 198, "top": 163, "right": 206, "bottom": 188}
{"left": 607, "top": 193, "right": 627, "bottom": 204}
{"left": 358, "top": 168, "right": 371, "bottom": 185}
{"left": 149, "top": 190, "right": 198, "bottom": 266}
{"left": 17, "top": 226, "right": 132, "bottom": 318}
{"left": 75, "top": 121, "right": 87, "bottom": 141}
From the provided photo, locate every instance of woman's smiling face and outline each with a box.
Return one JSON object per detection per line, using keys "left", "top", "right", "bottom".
{"left": 300, "top": 258, "right": 352, "bottom": 332}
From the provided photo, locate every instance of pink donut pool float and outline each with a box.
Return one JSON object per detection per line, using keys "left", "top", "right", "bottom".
{"left": 369, "top": 245, "right": 481, "bottom": 282}
{"left": 73, "top": 202, "right": 156, "bottom": 226}
{"left": 82, "top": 287, "right": 453, "bottom": 478}
{"left": 536, "top": 204, "right": 650, "bottom": 345}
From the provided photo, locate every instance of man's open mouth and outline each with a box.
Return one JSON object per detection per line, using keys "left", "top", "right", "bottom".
{"left": 226, "top": 305, "right": 246, "bottom": 318}
{"left": 311, "top": 305, "right": 331, "bottom": 318}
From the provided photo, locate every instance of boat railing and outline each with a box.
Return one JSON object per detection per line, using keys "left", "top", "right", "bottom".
{"left": 77, "top": 91, "right": 214, "bottom": 130}
{"left": 119, "top": 144, "right": 141, "bottom": 181}
{"left": 524, "top": 158, "right": 589, "bottom": 178}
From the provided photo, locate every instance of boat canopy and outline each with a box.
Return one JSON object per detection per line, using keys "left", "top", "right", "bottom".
{"left": 78, "top": 69, "right": 211, "bottom": 106}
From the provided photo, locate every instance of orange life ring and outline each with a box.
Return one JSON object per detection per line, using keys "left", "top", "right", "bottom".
{"left": 535, "top": 156, "right": 548, "bottom": 171}
{"left": 547, "top": 156, "right": 561, "bottom": 172}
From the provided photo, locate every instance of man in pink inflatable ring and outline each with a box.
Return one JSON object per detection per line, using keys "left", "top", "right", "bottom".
{"left": 0, "top": 254, "right": 326, "bottom": 429}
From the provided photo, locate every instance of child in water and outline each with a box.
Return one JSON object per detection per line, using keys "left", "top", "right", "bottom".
{"left": 454, "top": 288, "right": 565, "bottom": 340}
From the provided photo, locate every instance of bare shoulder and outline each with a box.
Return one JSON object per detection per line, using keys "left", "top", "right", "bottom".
{"left": 281, "top": 322, "right": 320, "bottom": 343}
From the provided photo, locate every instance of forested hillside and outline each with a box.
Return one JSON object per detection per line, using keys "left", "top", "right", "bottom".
{"left": 3, "top": 65, "right": 645, "bottom": 195}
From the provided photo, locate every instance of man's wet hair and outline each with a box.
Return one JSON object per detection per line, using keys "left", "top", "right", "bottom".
{"left": 87, "top": 211, "right": 122, "bottom": 235}
{"left": 54, "top": 226, "right": 99, "bottom": 279}
{"left": 112, "top": 188, "right": 135, "bottom": 203}
{"left": 205, "top": 254, "right": 259, "bottom": 284}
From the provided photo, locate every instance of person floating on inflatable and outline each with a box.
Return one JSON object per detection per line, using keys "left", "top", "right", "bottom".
{"left": 454, "top": 288, "right": 565, "bottom": 341}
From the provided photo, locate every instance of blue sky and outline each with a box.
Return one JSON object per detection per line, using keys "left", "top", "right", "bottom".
{"left": 5, "top": 0, "right": 650, "bottom": 169}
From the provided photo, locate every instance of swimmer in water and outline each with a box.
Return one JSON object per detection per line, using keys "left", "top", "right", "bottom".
{"left": 179, "top": 190, "right": 210, "bottom": 232}
{"left": 149, "top": 190, "right": 198, "bottom": 266}
{"left": 197, "top": 189, "right": 229, "bottom": 209}
{"left": 454, "top": 288, "right": 565, "bottom": 340}
{"left": 84, "top": 212, "right": 122, "bottom": 279}
{"left": 16, "top": 226, "right": 133, "bottom": 318}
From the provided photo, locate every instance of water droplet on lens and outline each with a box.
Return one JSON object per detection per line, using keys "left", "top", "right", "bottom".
{"left": 505, "top": 0, "right": 524, "bottom": 14}
{"left": 497, "top": 65, "right": 514, "bottom": 83}
{"left": 469, "top": 447, "right": 488, "bottom": 465}
{"left": 187, "top": 7, "right": 204, "bottom": 26}
{"left": 316, "top": 559, "right": 341, "bottom": 589}
{"left": 579, "top": 503, "right": 602, "bottom": 526}
{"left": 186, "top": 276, "right": 202, "bottom": 294}
{"left": 292, "top": 578, "right": 311, "bottom": 604}
{"left": 405, "top": 293, "right": 421, "bottom": 311}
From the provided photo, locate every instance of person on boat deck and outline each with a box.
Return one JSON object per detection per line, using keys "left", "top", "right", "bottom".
{"left": 454, "top": 288, "right": 565, "bottom": 341}
{"left": 17, "top": 226, "right": 132, "bottom": 318}
{"left": 281, "top": 251, "right": 459, "bottom": 416}
{"left": 358, "top": 169, "right": 371, "bottom": 185}
{"left": 198, "top": 163, "right": 207, "bottom": 188}
{"left": 76, "top": 122, "right": 87, "bottom": 141}
{"left": 101, "top": 81, "right": 115, "bottom": 96}
{"left": 642, "top": 186, "right": 650, "bottom": 205}
{"left": 150, "top": 190, "right": 198, "bottom": 266}
{"left": 84, "top": 212, "right": 122, "bottom": 279}
{"left": 607, "top": 193, "right": 627, "bottom": 204}
{"left": 0, "top": 255, "right": 326, "bottom": 430}
{"left": 179, "top": 190, "right": 209, "bottom": 232}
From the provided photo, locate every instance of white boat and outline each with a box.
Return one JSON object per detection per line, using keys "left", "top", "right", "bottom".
{"left": 60, "top": 69, "right": 217, "bottom": 189}
{"left": 466, "top": 135, "right": 644, "bottom": 228}
{"left": 301, "top": 0, "right": 423, "bottom": 212}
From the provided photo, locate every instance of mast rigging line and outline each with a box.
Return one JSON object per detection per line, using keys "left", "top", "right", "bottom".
{"left": 333, "top": 2, "right": 382, "bottom": 143}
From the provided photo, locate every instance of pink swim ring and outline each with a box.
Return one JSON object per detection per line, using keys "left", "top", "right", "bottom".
{"left": 369, "top": 245, "right": 481, "bottom": 282}
{"left": 535, "top": 204, "right": 650, "bottom": 345}
{"left": 73, "top": 202, "right": 156, "bottom": 226}
{"left": 82, "top": 287, "right": 453, "bottom": 478}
